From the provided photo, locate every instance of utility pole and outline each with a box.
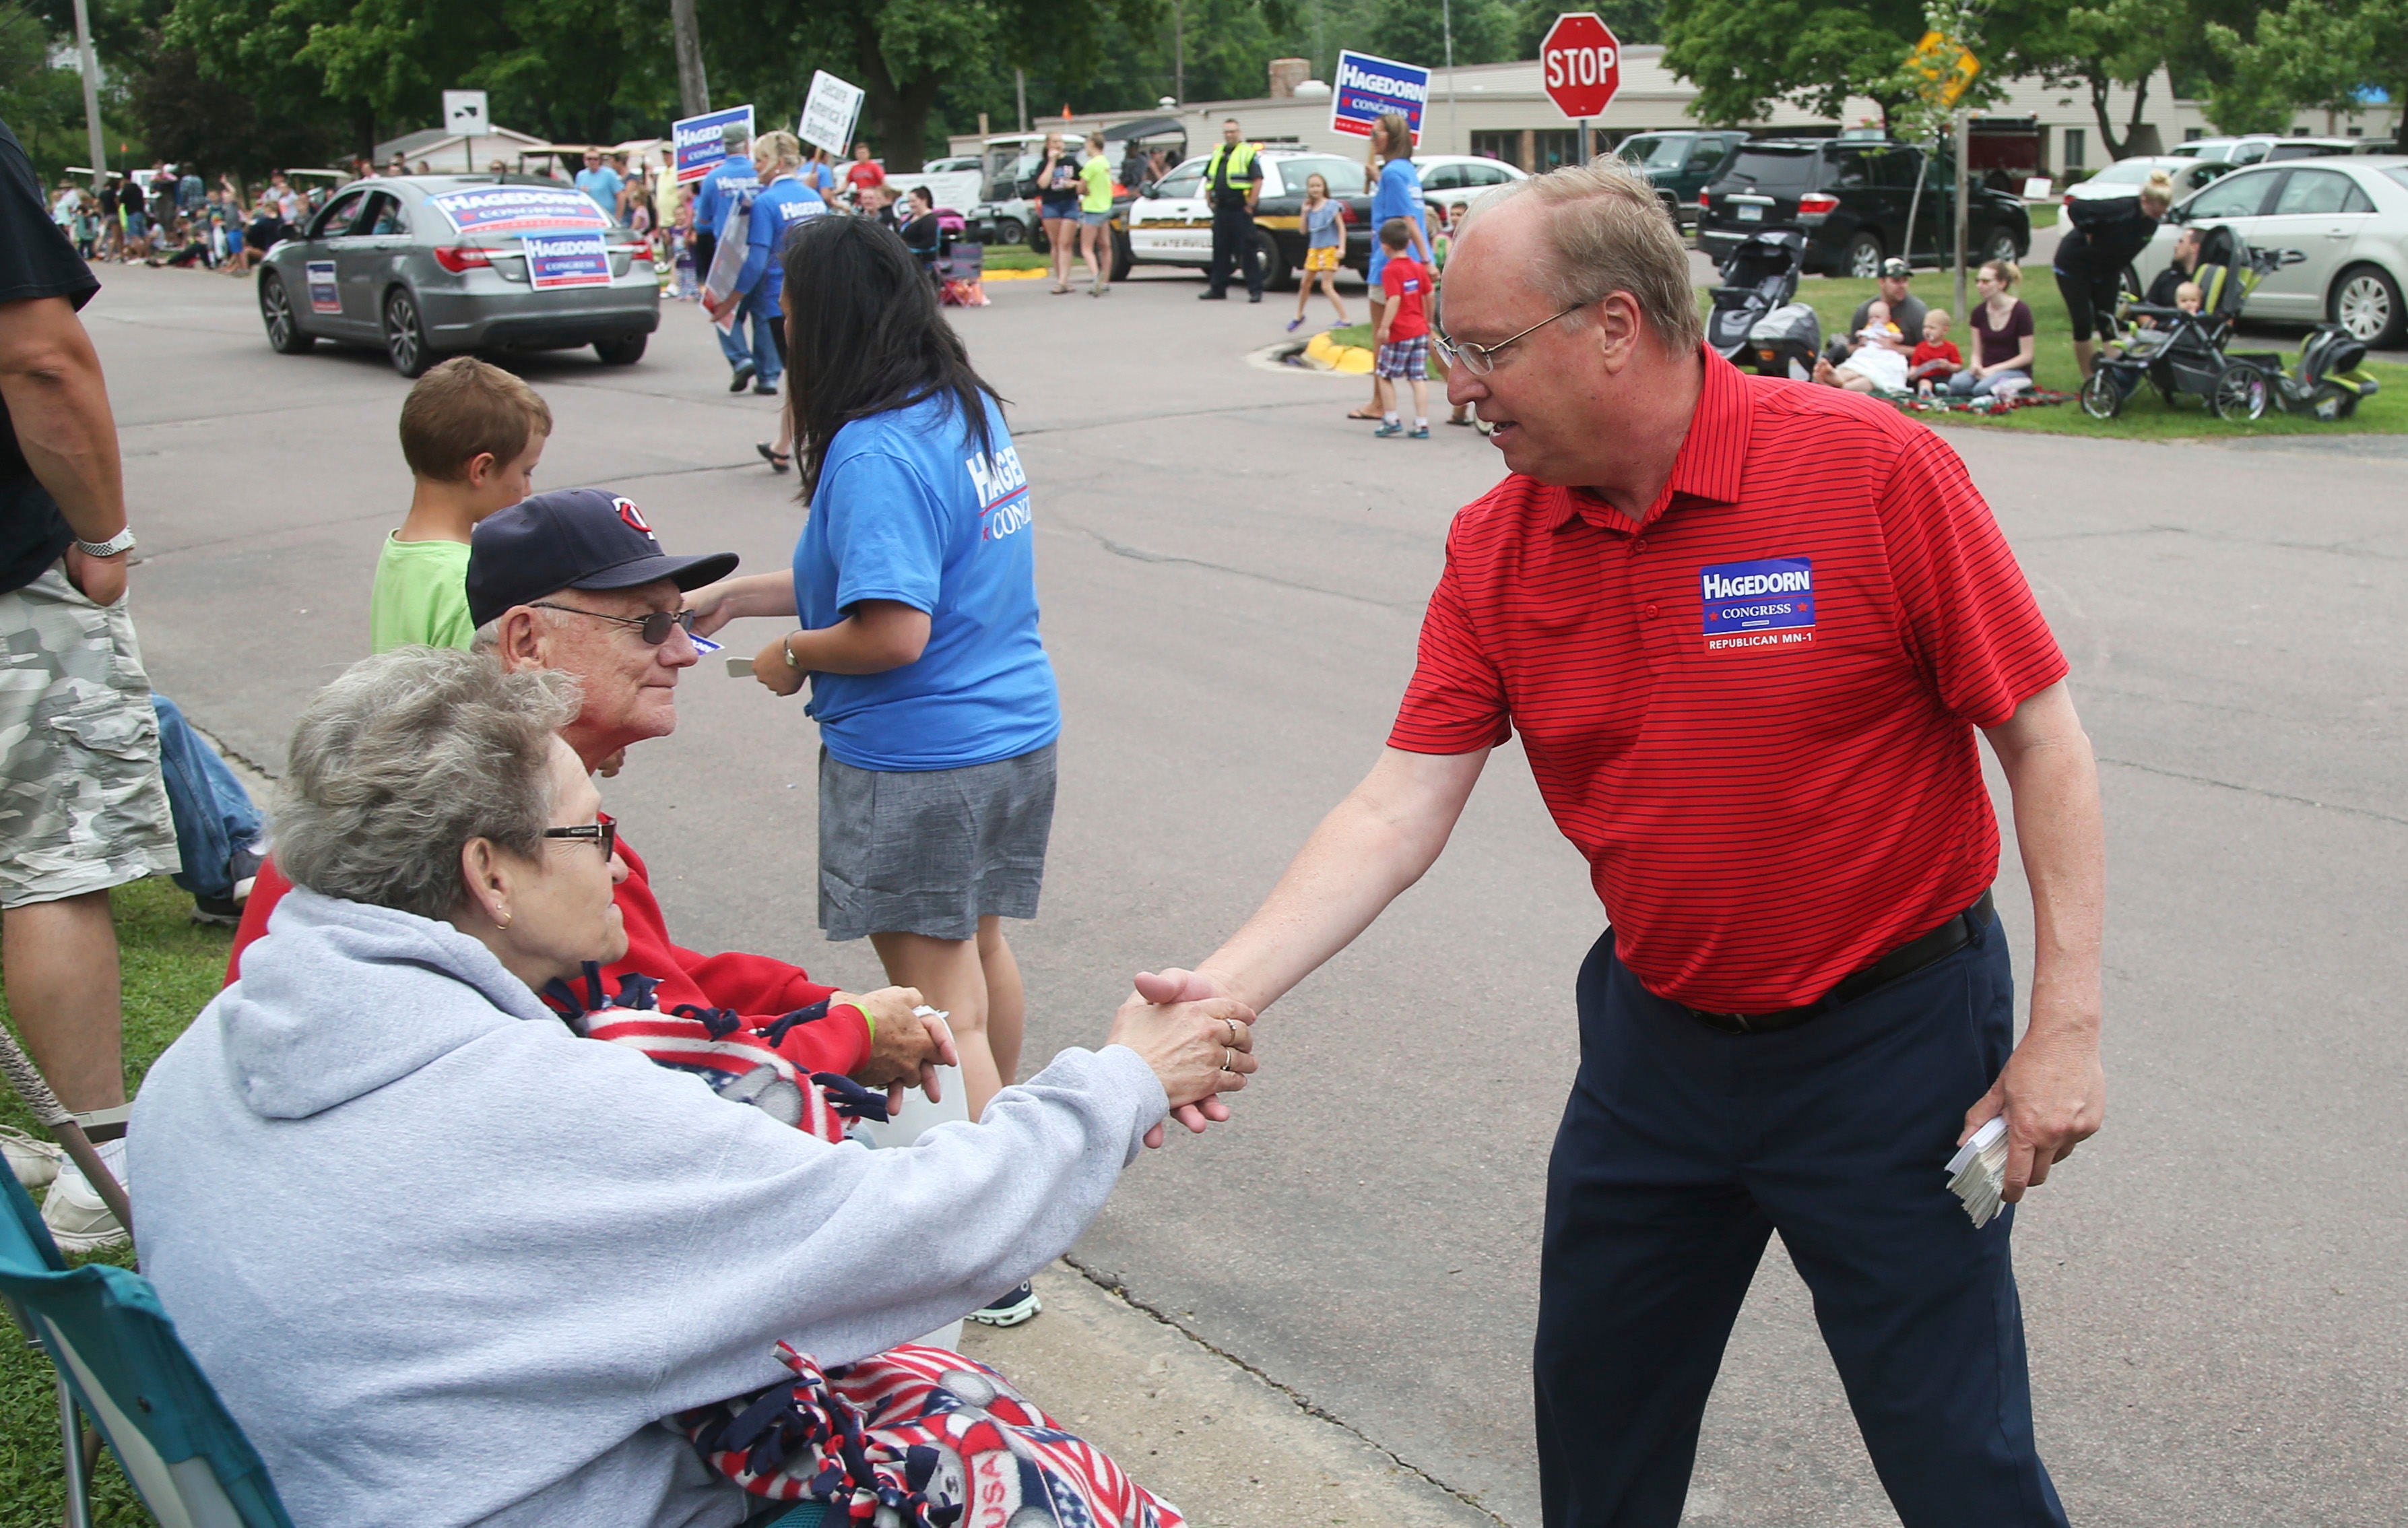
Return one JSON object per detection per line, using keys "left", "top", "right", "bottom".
{"left": 70, "top": 0, "right": 104, "bottom": 185}
{"left": 1015, "top": 69, "right": 1029, "bottom": 132}
{"left": 670, "top": 0, "right": 709, "bottom": 118}
{"left": 1173, "top": 0, "right": 1185, "bottom": 106}
{"left": 1443, "top": 0, "right": 1458, "bottom": 147}
{"left": 1953, "top": 106, "right": 1971, "bottom": 318}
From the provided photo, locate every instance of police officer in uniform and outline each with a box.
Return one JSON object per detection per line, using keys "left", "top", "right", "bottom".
{"left": 1198, "top": 118, "right": 1263, "bottom": 303}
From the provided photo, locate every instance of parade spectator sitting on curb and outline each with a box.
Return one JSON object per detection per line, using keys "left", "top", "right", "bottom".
{"left": 1948, "top": 259, "right": 2036, "bottom": 399}
{"left": 372, "top": 358, "right": 551, "bottom": 655}
{"left": 1372, "top": 218, "right": 1431, "bottom": 437}
{"left": 2139, "top": 226, "right": 2203, "bottom": 325}
{"left": 1908, "top": 309, "right": 1961, "bottom": 397}
{"left": 1815, "top": 298, "right": 1909, "bottom": 393}
{"left": 231, "top": 488, "right": 954, "bottom": 1107}
{"left": 137, "top": 644, "right": 1251, "bottom": 1528}
{"left": 1825, "top": 257, "right": 1928, "bottom": 369}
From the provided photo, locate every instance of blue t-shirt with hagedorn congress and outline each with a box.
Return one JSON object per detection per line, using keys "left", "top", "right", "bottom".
{"left": 795, "top": 392, "right": 1060, "bottom": 772}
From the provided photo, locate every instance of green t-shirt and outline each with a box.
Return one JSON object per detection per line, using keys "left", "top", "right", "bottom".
{"left": 370, "top": 534, "right": 474, "bottom": 653}
{"left": 1078, "top": 156, "right": 1113, "bottom": 214}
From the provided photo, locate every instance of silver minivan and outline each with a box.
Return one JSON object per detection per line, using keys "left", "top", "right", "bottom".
{"left": 257, "top": 174, "right": 659, "bottom": 377}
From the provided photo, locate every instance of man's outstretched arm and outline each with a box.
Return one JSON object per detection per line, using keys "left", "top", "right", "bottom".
{"left": 1136, "top": 746, "right": 1488, "bottom": 1141}
{"left": 1970, "top": 679, "right": 2106, "bottom": 1201}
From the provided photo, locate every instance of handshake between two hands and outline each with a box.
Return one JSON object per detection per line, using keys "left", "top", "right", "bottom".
{"left": 838, "top": 968, "right": 1256, "bottom": 1151}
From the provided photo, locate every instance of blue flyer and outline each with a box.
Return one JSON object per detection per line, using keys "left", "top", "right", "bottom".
{"left": 1330, "top": 49, "right": 1431, "bottom": 142}
{"left": 305, "top": 260, "right": 339, "bottom": 314}
{"left": 674, "top": 104, "right": 755, "bottom": 185}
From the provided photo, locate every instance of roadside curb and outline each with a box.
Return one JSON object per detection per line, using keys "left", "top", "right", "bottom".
{"left": 960, "top": 1263, "right": 1503, "bottom": 1528}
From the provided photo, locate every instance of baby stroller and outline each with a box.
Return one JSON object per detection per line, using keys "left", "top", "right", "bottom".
{"left": 2229, "top": 324, "right": 2382, "bottom": 421}
{"left": 2079, "top": 225, "right": 2303, "bottom": 422}
{"left": 1706, "top": 231, "right": 1806, "bottom": 368}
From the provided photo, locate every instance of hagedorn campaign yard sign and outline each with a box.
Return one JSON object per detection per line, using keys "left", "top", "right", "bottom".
{"left": 1540, "top": 13, "right": 1623, "bottom": 120}
{"left": 1328, "top": 49, "right": 1431, "bottom": 144}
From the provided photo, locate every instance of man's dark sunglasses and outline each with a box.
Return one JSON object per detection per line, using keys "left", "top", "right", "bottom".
{"left": 529, "top": 602, "right": 696, "bottom": 645}
{"left": 541, "top": 821, "right": 617, "bottom": 857}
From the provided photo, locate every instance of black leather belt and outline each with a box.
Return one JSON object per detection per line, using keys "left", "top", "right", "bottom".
{"left": 1680, "top": 889, "right": 1994, "bottom": 1035}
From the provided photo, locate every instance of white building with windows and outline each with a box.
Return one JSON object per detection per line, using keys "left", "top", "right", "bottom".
{"left": 953, "top": 48, "right": 2401, "bottom": 181}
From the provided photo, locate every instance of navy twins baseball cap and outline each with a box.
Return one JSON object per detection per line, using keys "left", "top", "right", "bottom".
{"left": 467, "top": 489, "right": 738, "bottom": 628}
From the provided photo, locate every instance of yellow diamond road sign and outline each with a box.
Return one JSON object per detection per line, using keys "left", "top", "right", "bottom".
{"left": 1908, "top": 30, "right": 1980, "bottom": 110}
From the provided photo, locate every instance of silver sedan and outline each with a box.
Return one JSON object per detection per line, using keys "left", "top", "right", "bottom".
{"left": 2134, "top": 155, "right": 2408, "bottom": 347}
{"left": 255, "top": 174, "right": 660, "bottom": 377}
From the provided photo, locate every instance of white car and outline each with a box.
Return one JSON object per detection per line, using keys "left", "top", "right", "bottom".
{"left": 2133, "top": 155, "right": 2408, "bottom": 346}
{"left": 2064, "top": 156, "right": 2235, "bottom": 218}
{"left": 2170, "top": 135, "right": 2357, "bottom": 166}
{"left": 1124, "top": 149, "right": 1522, "bottom": 286}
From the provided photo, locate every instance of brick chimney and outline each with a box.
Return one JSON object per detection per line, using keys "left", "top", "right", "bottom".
{"left": 1268, "top": 57, "right": 1309, "bottom": 98}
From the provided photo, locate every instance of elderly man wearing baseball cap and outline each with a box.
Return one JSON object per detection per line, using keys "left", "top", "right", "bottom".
{"left": 230, "top": 488, "right": 954, "bottom": 1097}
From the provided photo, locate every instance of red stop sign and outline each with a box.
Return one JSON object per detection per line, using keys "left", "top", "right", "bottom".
{"left": 1541, "top": 12, "right": 1623, "bottom": 119}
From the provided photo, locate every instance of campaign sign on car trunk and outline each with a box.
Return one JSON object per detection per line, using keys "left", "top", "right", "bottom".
{"left": 305, "top": 259, "right": 340, "bottom": 314}
{"left": 1700, "top": 556, "right": 1815, "bottom": 650}
{"left": 523, "top": 233, "right": 612, "bottom": 290}
{"left": 428, "top": 187, "right": 612, "bottom": 236}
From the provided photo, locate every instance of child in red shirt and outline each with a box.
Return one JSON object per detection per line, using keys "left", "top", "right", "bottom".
{"left": 1908, "top": 308, "right": 1963, "bottom": 396}
{"left": 1373, "top": 219, "right": 1432, "bottom": 439}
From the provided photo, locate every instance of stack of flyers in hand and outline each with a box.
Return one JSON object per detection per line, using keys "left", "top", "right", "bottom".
{"left": 1946, "top": 1116, "right": 2010, "bottom": 1228}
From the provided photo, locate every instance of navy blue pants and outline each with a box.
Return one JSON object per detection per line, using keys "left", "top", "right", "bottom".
{"left": 1534, "top": 907, "right": 2069, "bottom": 1527}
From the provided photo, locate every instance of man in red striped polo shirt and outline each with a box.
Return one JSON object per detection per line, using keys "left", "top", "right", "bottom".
{"left": 1140, "top": 162, "right": 2102, "bottom": 1526}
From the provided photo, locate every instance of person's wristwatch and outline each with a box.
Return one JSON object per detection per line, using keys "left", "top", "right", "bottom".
{"left": 73, "top": 528, "right": 135, "bottom": 559}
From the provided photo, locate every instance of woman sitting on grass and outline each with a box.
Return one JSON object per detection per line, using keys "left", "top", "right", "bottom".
{"left": 129, "top": 646, "right": 1255, "bottom": 1528}
{"left": 1948, "top": 259, "right": 2037, "bottom": 400}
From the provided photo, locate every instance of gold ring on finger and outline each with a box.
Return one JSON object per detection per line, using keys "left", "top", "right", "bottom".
{"left": 1222, "top": 1046, "right": 1235, "bottom": 1073}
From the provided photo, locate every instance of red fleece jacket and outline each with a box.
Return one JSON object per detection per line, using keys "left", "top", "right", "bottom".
{"left": 226, "top": 829, "right": 872, "bottom": 1077}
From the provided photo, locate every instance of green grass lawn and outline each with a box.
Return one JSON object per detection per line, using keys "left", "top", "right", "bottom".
{"left": 2, "top": 877, "right": 228, "bottom": 1527}
{"left": 981, "top": 243, "right": 1051, "bottom": 271}
{"left": 2027, "top": 202, "right": 2059, "bottom": 230}
{"left": 1757, "top": 275, "right": 2407, "bottom": 439}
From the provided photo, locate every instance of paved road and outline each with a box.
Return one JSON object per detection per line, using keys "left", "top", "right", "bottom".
{"left": 94, "top": 259, "right": 2405, "bottom": 1527}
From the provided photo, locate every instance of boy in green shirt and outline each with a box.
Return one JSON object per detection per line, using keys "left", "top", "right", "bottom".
{"left": 371, "top": 357, "right": 552, "bottom": 652}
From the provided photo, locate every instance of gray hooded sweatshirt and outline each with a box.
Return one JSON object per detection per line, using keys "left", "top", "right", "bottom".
{"left": 129, "top": 888, "right": 1166, "bottom": 1528}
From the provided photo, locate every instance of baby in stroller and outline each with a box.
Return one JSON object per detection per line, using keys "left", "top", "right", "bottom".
{"left": 2080, "top": 225, "right": 2289, "bottom": 420}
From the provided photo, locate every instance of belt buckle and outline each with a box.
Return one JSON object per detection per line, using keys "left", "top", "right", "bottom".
{"left": 1703, "top": 1010, "right": 1756, "bottom": 1033}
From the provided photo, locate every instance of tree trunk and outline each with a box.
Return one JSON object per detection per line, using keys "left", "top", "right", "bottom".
{"left": 848, "top": 23, "right": 938, "bottom": 170}
{"left": 2120, "top": 69, "right": 2157, "bottom": 157}
{"left": 671, "top": 0, "right": 711, "bottom": 119}
{"left": 2089, "top": 72, "right": 2126, "bottom": 160}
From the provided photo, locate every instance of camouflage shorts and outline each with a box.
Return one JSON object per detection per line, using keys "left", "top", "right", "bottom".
{"left": 0, "top": 567, "right": 178, "bottom": 909}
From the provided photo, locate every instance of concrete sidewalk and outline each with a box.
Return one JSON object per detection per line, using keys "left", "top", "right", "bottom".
{"left": 962, "top": 1265, "right": 1499, "bottom": 1528}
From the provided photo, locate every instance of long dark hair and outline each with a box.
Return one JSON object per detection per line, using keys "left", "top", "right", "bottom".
{"left": 781, "top": 216, "right": 1002, "bottom": 499}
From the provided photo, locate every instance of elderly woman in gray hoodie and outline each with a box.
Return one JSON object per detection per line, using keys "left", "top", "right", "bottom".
{"left": 130, "top": 647, "right": 1256, "bottom": 1528}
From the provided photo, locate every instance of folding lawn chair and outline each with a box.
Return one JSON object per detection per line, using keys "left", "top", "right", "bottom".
{"left": 0, "top": 1170, "right": 293, "bottom": 1527}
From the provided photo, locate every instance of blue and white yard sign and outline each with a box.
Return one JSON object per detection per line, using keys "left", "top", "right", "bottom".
{"left": 1329, "top": 49, "right": 1431, "bottom": 143}
{"left": 305, "top": 259, "right": 339, "bottom": 314}
{"left": 523, "top": 233, "right": 613, "bottom": 290}
{"left": 674, "top": 104, "right": 755, "bottom": 185}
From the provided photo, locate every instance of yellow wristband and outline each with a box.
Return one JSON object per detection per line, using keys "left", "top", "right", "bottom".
{"left": 840, "top": 1001, "right": 872, "bottom": 1044}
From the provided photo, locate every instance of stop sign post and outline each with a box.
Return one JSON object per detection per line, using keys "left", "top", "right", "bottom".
{"left": 1541, "top": 11, "right": 1623, "bottom": 162}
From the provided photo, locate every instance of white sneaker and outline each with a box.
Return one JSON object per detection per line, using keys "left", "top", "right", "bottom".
{"left": 40, "top": 1166, "right": 128, "bottom": 1253}
{"left": 1, "top": 1124, "right": 61, "bottom": 1190}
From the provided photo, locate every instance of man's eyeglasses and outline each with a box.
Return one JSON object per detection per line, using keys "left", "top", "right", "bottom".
{"left": 541, "top": 821, "right": 617, "bottom": 857}
{"left": 529, "top": 602, "right": 696, "bottom": 645}
{"left": 1431, "top": 302, "right": 1589, "bottom": 376}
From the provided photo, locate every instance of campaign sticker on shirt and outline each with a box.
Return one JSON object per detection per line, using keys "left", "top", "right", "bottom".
{"left": 426, "top": 187, "right": 612, "bottom": 236}
{"left": 304, "top": 259, "right": 340, "bottom": 314}
{"left": 523, "top": 233, "right": 612, "bottom": 290}
{"left": 1700, "top": 556, "right": 1815, "bottom": 651}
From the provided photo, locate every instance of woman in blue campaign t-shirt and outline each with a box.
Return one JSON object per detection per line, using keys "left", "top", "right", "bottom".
{"left": 686, "top": 215, "right": 1061, "bottom": 1160}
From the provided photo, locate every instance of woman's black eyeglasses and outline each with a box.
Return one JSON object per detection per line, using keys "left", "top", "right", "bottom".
{"left": 529, "top": 602, "right": 696, "bottom": 645}
{"left": 541, "top": 821, "right": 617, "bottom": 857}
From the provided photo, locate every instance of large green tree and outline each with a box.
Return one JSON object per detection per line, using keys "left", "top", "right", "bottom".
{"left": 1659, "top": 0, "right": 1936, "bottom": 129}
{"left": 2209, "top": 0, "right": 2408, "bottom": 146}
{"left": 2008, "top": 0, "right": 2188, "bottom": 158}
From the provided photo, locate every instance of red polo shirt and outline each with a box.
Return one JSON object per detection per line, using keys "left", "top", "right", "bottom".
{"left": 1388, "top": 350, "right": 2065, "bottom": 1011}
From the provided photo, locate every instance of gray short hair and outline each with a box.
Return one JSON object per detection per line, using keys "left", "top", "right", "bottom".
{"left": 1461, "top": 158, "right": 1703, "bottom": 355}
{"left": 276, "top": 647, "right": 581, "bottom": 921}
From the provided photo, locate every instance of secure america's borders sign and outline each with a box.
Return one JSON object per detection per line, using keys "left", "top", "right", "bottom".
{"left": 800, "top": 71, "right": 866, "bottom": 158}
{"left": 1328, "top": 49, "right": 1429, "bottom": 144}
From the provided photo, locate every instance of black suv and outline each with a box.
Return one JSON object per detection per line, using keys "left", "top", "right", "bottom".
{"left": 1697, "top": 139, "right": 2030, "bottom": 278}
